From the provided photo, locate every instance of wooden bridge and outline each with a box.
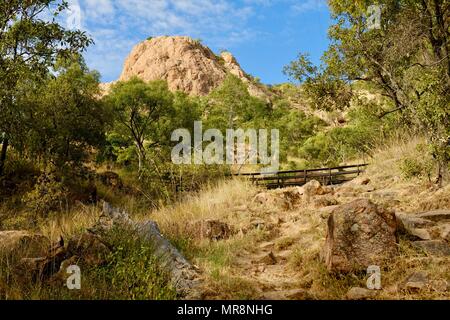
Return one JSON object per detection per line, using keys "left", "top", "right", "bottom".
{"left": 234, "top": 164, "right": 368, "bottom": 189}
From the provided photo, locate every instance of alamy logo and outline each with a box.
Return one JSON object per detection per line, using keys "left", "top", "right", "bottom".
{"left": 171, "top": 121, "right": 280, "bottom": 173}
{"left": 366, "top": 265, "right": 381, "bottom": 290}
{"left": 66, "top": 265, "right": 81, "bottom": 290}
{"left": 367, "top": 5, "right": 382, "bottom": 30}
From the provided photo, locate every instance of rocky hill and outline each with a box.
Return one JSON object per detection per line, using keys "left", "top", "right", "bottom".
{"left": 101, "top": 36, "right": 270, "bottom": 100}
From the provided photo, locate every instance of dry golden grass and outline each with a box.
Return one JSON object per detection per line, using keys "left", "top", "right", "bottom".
{"left": 37, "top": 204, "right": 102, "bottom": 242}
{"left": 364, "top": 135, "right": 425, "bottom": 181}
{"left": 132, "top": 178, "right": 271, "bottom": 299}
{"left": 146, "top": 178, "right": 259, "bottom": 236}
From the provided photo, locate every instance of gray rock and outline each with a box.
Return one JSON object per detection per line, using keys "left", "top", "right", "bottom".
{"left": 346, "top": 287, "right": 377, "bottom": 300}
{"left": 412, "top": 240, "right": 450, "bottom": 256}
{"left": 402, "top": 271, "right": 429, "bottom": 292}
{"left": 396, "top": 213, "right": 436, "bottom": 230}
{"left": 416, "top": 210, "right": 450, "bottom": 223}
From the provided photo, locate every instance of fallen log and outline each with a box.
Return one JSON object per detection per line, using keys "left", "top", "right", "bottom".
{"left": 94, "top": 202, "right": 202, "bottom": 298}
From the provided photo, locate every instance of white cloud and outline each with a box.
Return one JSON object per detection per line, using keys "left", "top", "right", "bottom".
{"left": 243, "top": 0, "right": 274, "bottom": 6}
{"left": 292, "top": 0, "right": 326, "bottom": 13}
{"left": 84, "top": 0, "right": 114, "bottom": 19}
{"left": 77, "top": 0, "right": 329, "bottom": 81}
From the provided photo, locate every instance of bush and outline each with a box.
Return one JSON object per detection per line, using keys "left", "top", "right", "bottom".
{"left": 3, "top": 153, "right": 38, "bottom": 178}
{"left": 298, "top": 102, "right": 387, "bottom": 167}
{"left": 398, "top": 145, "right": 434, "bottom": 180}
{"left": 298, "top": 126, "right": 373, "bottom": 167}
{"left": 92, "top": 227, "right": 177, "bottom": 300}
{"left": 399, "top": 158, "right": 425, "bottom": 179}
{"left": 0, "top": 226, "right": 177, "bottom": 300}
{"left": 21, "top": 173, "right": 68, "bottom": 215}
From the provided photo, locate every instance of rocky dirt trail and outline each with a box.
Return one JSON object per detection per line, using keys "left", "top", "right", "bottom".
{"left": 212, "top": 177, "right": 450, "bottom": 300}
{"left": 233, "top": 217, "right": 308, "bottom": 299}
{"left": 222, "top": 182, "right": 332, "bottom": 300}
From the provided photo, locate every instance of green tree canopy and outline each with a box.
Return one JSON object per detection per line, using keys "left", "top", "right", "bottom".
{"left": 285, "top": 0, "right": 450, "bottom": 184}
{"left": 0, "top": 0, "right": 92, "bottom": 175}
{"left": 206, "top": 74, "right": 269, "bottom": 130}
{"left": 19, "top": 56, "right": 107, "bottom": 169}
{"left": 105, "top": 78, "right": 201, "bottom": 173}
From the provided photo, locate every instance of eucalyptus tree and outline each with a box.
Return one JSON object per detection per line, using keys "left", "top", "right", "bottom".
{"left": 285, "top": 0, "right": 449, "bottom": 184}
{"left": 0, "top": 0, "right": 92, "bottom": 175}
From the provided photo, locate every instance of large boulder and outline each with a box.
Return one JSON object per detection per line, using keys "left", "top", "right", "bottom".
{"left": 252, "top": 182, "right": 332, "bottom": 210}
{"left": 101, "top": 36, "right": 269, "bottom": 100}
{"left": 303, "top": 180, "right": 332, "bottom": 203}
{"left": 323, "top": 199, "right": 398, "bottom": 273}
{"left": 253, "top": 192, "right": 292, "bottom": 210}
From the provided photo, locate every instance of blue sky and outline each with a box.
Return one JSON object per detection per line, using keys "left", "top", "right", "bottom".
{"left": 68, "top": 0, "right": 331, "bottom": 84}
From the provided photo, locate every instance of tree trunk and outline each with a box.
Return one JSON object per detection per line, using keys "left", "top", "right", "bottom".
{"left": 137, "top": 147, "right": 143, "bottom": 173}
{"left": 135, "top": 141, "right": 146, "bottom": 178}
{"left": 0, "top": 137, "right": 9, "bottom": 176}
{"left": 435, "top": 160, "right": 444, "bottom": 188}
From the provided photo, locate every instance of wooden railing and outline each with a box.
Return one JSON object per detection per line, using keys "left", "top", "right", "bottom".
{"left": 234, "top": 164, "right": 368, "bottom": 189}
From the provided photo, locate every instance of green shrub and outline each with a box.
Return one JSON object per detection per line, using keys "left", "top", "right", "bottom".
{"left": 92, "top": 227, "right": 177, "bottom": 300}
{"left": 399, "top": 158, "right": 423, "bottom": 179}
{"left": 21, "top": 173, "right": 67, "bottom": 215}
{"left": 0, "top": 226, "right": 178, "bottom": 300}
{"left": 3, "top": 153, "right": 38, "bottom": 178}
{"left": 298, "top": 102, "right": 387, "bottom": 167}
{"left": 398, "top": 143, "right": 434, "bottom": 180}
{"left": 399, "top": 151, "right": 433, "bottom": 180}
